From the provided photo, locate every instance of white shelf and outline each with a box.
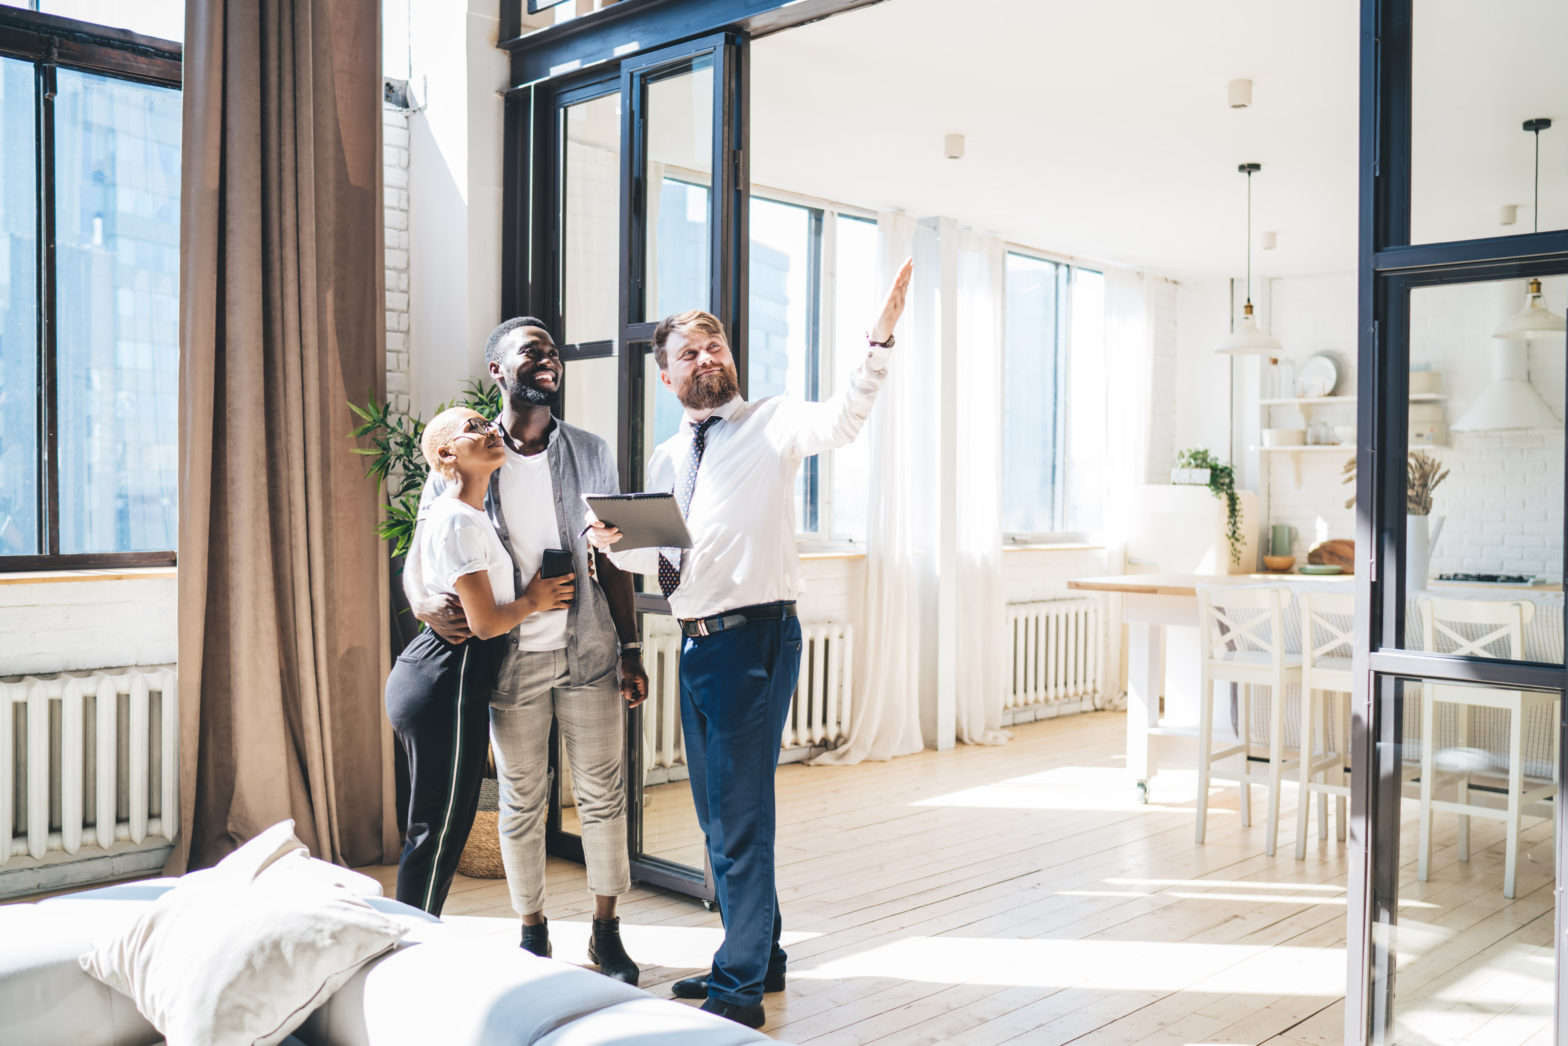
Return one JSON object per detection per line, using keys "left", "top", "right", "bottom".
{"left": 1260, "top": 444, "right": 1447, "bottom": 454}
{"left": 1261, "top": 393, "right": 1448, "bottom": 407}
{"left": 1258, "top": 445, "right": 1355, "bottom": 453}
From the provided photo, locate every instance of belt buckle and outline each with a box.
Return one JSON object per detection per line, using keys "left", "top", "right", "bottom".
{"left": 694, "top": 617, "right": 711, "bottom": 637}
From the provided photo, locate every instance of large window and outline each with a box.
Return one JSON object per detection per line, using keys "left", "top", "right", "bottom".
{"left": 745, "top": 194, "right": 876, "bottom": 543}
{"left": 0, "top": 7, "right": 181, "bottom": 568}
{"left": 1004, "top": 251, "right": 1104, "bottom": 537}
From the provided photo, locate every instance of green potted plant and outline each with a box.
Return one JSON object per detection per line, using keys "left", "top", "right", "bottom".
{"left": 1174, "top": 448, "right": 1243, "bottom": 566}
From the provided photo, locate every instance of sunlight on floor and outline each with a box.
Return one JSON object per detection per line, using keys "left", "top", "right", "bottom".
{"left": 794, "top": 937, "right": 1345, "bottom": 995}
{"left": 911, "top": 766, "right": 1215, "bottom": 813}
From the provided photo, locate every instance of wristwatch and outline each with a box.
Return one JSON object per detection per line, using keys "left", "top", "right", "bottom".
{"left": 620, "top": 641, "right": 643, "bottom": 653}
{"left": 867, "top": 332, "right": 895, "bottom": 348}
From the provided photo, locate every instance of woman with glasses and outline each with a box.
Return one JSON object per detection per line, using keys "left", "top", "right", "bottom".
{"left": 385, "top": 406, "right": 575, "bottom": 914}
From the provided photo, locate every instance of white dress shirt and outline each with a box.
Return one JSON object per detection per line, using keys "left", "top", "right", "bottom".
{"left": 609, "top": 346, "right": 892, "bottom": 620}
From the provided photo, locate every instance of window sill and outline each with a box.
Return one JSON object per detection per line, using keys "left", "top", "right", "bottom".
{"left": 797, "top": 542, "right": 866, "bottom": 561}
{"left": 0, "top": 566, "right": 178, "bottom": 586}
{"left": 1003, "top": 541, "right": 1106, "bottom": 553}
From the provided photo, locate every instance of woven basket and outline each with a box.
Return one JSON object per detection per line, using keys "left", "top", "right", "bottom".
{"left": 457, "top": 777, "right": 506, "bottom": 879}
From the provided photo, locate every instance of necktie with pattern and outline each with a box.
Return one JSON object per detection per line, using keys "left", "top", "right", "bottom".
{"left": 658, "top": 415, "right": 722, "bottom": 599}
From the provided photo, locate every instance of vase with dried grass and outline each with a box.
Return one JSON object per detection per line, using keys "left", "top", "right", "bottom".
{"left": 1342, "top": 451, "right": 1449, "bottom": 586}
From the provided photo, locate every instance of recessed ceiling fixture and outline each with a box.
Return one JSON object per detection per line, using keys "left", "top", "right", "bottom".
{"left": 1216, "top": 162, "right": 1281, "bottom": 357}
{"left": 1495, "top": 118, "right": 1566, "bottom": 339}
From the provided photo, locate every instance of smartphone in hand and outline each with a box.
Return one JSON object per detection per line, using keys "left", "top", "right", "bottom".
{"left": 540, "top": 548, "right": 574, "bottom": 579}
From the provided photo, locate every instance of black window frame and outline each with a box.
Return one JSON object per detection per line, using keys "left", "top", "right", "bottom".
{"left": 0, "top": 7, "right": 181, "bottom": 572}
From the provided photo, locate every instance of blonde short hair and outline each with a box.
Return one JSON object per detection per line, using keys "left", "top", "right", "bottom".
{"left": 421, "top": 407, "right": 484, "bottom": 479}
{"left": 652, "top": 309, "right": 727, "bottom": 369}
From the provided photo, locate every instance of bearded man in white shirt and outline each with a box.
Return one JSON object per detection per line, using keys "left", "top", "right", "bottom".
{"left": 587, "top": 259, "right": 912, "bottom": 1028}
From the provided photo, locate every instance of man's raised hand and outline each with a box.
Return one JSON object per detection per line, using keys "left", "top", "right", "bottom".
{"left": 869, "top": 257, "right": 914, "bottom": 345}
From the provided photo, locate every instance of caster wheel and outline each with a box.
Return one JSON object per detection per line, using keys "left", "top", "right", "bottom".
{"left": 702, "top": 898, "right": 719, "bottom": 913}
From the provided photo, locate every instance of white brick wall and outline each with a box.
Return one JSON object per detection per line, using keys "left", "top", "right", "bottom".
{"left": 1263, "top": 273, "right": 1565, "bottom": 580}
{"left": 384, "top": 104, "right": 412, "bottom": 418}
{"left": 0, "top": 576, "right": 177, "bottom": 676}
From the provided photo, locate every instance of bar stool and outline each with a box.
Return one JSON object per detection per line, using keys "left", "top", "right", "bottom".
{"left": 1417, "top": 595, "right": 1555, "bottom": 899}
{"left": 1195, "top": 584, "right": 1302, "bottom": 857}
{"left": 1295, "top": 589, "right": 1355, "bottom": 859}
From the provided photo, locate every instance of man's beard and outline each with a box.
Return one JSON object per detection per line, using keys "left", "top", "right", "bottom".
{"left": 678, "top": 364, "right": 739, "bottom": 411}
{"left": 508, "top": 373, "right": 559, "bottom": 408}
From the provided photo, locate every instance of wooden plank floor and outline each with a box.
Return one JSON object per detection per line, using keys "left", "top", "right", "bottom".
{"left": 362, "top": 711, "right": 1555, "bottom": 1045}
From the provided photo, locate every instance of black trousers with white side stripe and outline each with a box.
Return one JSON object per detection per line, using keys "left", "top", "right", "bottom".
{"left": 385, "top": 627, "right": 507, "bottom": 915}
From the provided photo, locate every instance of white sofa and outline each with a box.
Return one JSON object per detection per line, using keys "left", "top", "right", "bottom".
{"left": 1, "top": 879, "right": 774, "bottom": 1046}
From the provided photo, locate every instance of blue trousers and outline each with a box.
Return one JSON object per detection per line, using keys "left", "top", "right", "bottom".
{"left": 678, "top": 613, "right": 803, "bottom": 1006}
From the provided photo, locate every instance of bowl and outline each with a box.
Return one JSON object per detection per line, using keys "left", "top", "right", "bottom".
{"left": 1333, "top": 424, "right": 1356, "bottom": 445}
{"left": 1262, "top": 428, "right": 1305, "bottom": 448}
{"left": 1263, "top": 555, "right": 1296, "bottom": 573}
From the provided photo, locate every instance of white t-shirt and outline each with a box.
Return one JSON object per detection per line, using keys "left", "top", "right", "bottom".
{"left": 417, "top": 496, "right": 515, "bottom": 608}
{"left": 498, "top": 449, "right": 569, "bottom": 652}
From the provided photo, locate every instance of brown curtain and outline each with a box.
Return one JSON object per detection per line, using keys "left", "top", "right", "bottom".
{"left": 169, "top": 0, "right": 396, "bottom": 872}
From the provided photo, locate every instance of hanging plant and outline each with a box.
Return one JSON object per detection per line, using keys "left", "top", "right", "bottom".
{"left": 349, "top": 378, "right": 502, "bottom": 557}
{"left": 1175, "top": 447, "right": 1243, "bottom": 565}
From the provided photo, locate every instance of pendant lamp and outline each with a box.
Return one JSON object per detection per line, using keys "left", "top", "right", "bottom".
{"left": 1216, "top": 163, "right": 1282, "bottom": 357}
{"left": 1495, "top": 118, "right": 1567, "bottom": 339}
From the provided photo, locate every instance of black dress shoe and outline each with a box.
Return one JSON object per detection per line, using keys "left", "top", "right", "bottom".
{"left": 700, "top": 997, "right": 765, "bottom": 1029}
{"left": 587, "top": 916, "right": 640, "bottom": 986}
{"left": 520, "top": 917, "right": 551, "bottom": 958}
{"left": 671, "top": 967, "right": 785, "bottom": 999}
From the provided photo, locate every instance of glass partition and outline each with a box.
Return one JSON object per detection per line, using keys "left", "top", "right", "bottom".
{"left": 1411, "top": 2, "right": 1568, "bottom": 244}
{"left": 1370, "top": 673, "right": 1559, "bottom": 1043}
{"left": 1384, "top": 276, "right": 1565, "bottom": 662}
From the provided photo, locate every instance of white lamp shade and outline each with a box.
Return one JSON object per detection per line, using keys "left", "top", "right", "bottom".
{"left": 1493, "top": 280, "right": 1567, "bottom": 339}
{"left": 1452, "top": 341, "right": 1562, "bottom": 432}
{"left": 1216, "top": 310, "right": 1282, "bottom": 355}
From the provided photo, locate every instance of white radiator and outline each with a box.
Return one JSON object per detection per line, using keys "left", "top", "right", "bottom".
{"left": 642, "top": 619, "right": 854, "bottom": 780}
{"left": 1005, "top": 598, "right": 1102, "bottom": 720}
{"left": 1, "top": 666, "right": 178, "bottom": 864}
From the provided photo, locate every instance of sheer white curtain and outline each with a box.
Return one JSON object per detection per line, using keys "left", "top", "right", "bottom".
{"left": 1101, "top": 267, "right": 1155, "bottom": 542}
{"left": 953, "top": 230, "right": 1010, "bottom": 746}
{"left": 814, "top": 212, "right": 927, "bottom": 764}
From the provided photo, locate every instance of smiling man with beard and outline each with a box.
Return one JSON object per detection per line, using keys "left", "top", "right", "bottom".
{"left": 586, "top": 260, "right": 913, "bottom": 1028}
{"left": 404, "top": 317, "right": 649, "bottom": 984}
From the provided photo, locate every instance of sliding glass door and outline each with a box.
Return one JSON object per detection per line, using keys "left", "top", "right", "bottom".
{"left": 1351, "top": 2, "right": 1568, "bottom": 1041}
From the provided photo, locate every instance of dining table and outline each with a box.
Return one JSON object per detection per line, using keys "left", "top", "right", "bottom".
{"left": 1066, "top": 571, "right": 1563, "bottom": 800}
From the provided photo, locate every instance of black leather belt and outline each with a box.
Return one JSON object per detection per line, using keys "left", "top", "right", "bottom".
{"left": 679, "top": 601, "right": 797, "bottom": 638}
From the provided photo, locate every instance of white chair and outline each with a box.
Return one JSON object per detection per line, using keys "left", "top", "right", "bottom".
{"left": 1294, "top": 589, "right": 1355, "bottom": 859}
{"left": 1195, "top": 585, "right": 1302, "bottom": 857}
{"left": 1417, "top": 595, "right": 1557, "bottom": 899}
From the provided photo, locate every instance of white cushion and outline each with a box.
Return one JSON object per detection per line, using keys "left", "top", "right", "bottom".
{"left": 78, "top": 820, "right": 408, "bottom": 1046}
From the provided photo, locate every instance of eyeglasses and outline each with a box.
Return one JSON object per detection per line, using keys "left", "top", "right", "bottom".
{"left": 452, "top": 417, "right": 497, "bottom": 441}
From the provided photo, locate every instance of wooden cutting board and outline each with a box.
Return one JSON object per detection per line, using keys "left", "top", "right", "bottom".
{"left": 1308, "top": 539, "right": 1355, "bottom": 573}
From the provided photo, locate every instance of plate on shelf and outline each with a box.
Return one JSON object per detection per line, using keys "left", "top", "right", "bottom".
{"left": 1299, "top": 564, "right": 1343, "bottom": 575}
{"left": 1296, "top": 353, "right": 1340, "bottom": 398}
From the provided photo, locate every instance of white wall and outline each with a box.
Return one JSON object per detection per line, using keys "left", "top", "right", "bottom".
{"left": 407, "top": 0, "right": 508, "bottom": 418}
{"left": 0, "top": 576, "right": 177, "bottom": 677}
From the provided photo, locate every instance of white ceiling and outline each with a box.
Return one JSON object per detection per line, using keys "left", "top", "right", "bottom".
{"left": 750, "top": 0, "right": 1568, "bottom": 282}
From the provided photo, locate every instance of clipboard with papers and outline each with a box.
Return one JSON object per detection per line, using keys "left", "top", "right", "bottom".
{"left": 583, "top": 493, "right": 693, "bottom": 551}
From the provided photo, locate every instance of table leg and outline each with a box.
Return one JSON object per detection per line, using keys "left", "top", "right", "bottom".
{"left": 1127, "top": 622, "right": 1164, "bottom": 801}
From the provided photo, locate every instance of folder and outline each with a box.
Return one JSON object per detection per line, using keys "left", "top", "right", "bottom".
{"left": 583, "top": 493, "right": 694, "bottom": 551}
